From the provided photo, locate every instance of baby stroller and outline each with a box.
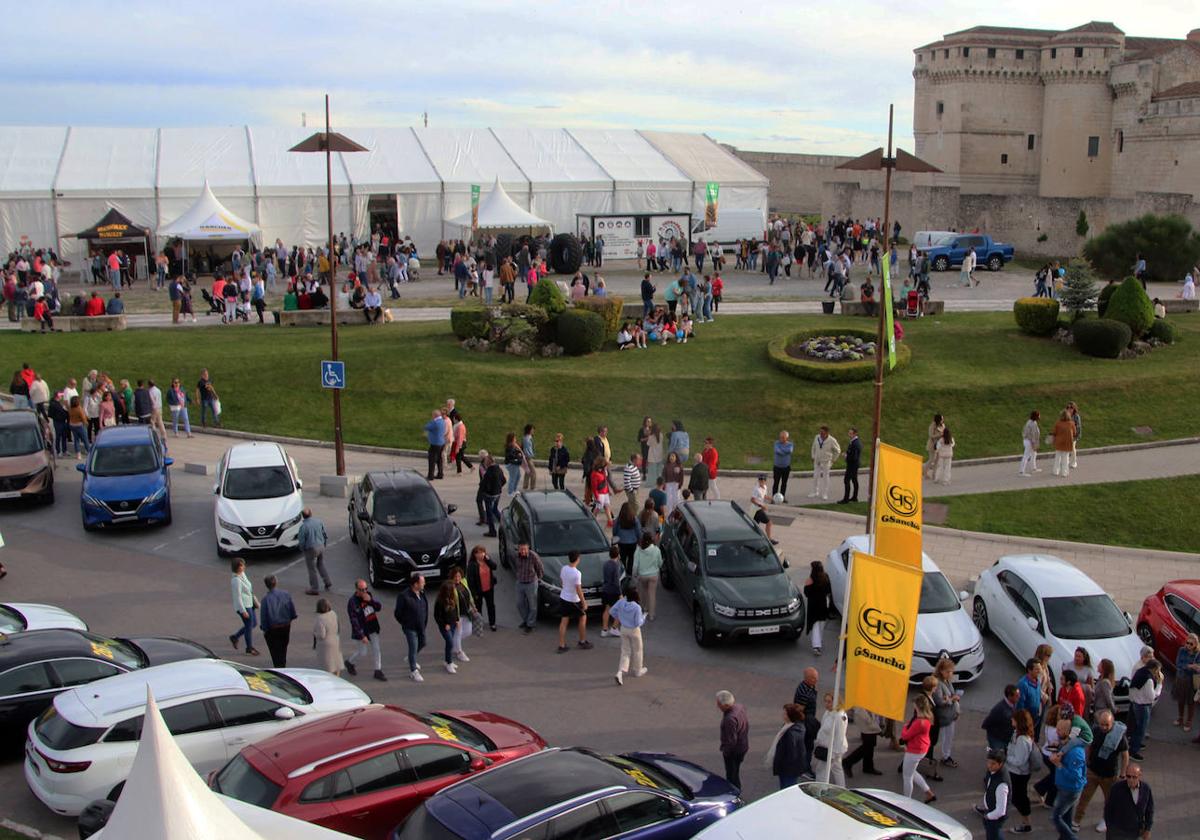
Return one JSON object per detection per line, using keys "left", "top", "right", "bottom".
{"left": 905, "top": 289, "right": 921, "bottom": 319}
{"left": 199, "top": 288, "right": 225, "bottom": 316}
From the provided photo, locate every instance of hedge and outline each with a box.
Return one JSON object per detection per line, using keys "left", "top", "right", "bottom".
{"left": 766, "top": 327, "right": 912, "bottom": 383}
{"left": 1013, "top": 297, "right": 1061, "bottom": 336}
{"left": 556, "top": 309, "right": 606, "bottom": 356}
{"left": 1148, "top": 318, "right": 1179, "bottom": 344}
{"left": 499, "top": 302, "right": 549, "bottom": 331}
{"left": 573, "top": 295, "right": 624, "bottom": 336}
{"left": 450, "top": 306, "right": 491, "bottom": 340}
{"left": 1103, "top": 276, "right": 1154, "bottom": 337}
{"left": 527, "top": 278, "right": 567, "bottom": 317}
{"left": 1082, "top": 213, "right": 1200, "bottom": 282}
{"left": 1097, "top": 282, "right": 1118, "bottom": 317}
{"left": 1072, "top": 318, "right": 1131, "bottom": 358}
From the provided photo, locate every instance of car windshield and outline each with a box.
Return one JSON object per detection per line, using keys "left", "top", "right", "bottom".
{"left": 35, "top": 706, "right": 106, "bottom": 751}
{"left": 534, "top": 519, "right": 610, "bottom": 556}
{"left": 418, "top": 713, "right": 494, "bottom": 752}
{"left": 373, "top": 488, "right": 443, "bottom": 527}
{"left": 920, "top": 572, "right": 962, "bottom": 614}
{"left": 1044, "top": 595, "right": 1130, "bottom": 640}
{"left": 0, "top": 425, "right": 42, "bottom": 457}
{"left": 601, "top": 754, "right": 688, "bottom": 799}
{"left": 89, "top": 444, "right": 158, "bottom": 477}
{"left": 0, "top": 605, "right": 27, "bottom": 633}
{"left": 82, "top": 633, "right": 145, "bottom": 669}
{"left": 232, "top": 665, "right": 313, "bottom": 704}
{"left": 224, "top": 466, "right": 295, "bottom": 500}
{"left": 212, "top": 754, "right": 282, "bottom": 808}
{"left": 703, "top": 541, "right": 782, "bottom": 578}
{"left": 802, "top": 782, "right": 947, "bottom": 836}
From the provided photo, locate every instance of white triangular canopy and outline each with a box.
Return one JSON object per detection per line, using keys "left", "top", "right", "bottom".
{"left": 93, "top": 688, "right": 354, "bottom": 839}
{"left": 159, "top": 181, "right": 262, "bottom": 242}
{"left": 446, "top": 177, "right": 552, "bottom": 232}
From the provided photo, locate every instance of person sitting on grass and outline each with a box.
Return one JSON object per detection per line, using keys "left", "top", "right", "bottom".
{"left": 630, "top": 320, "right": 647, "bottom": 349}
{"left": 659, "top": 315, "right": 676, "bottom": 345}
{"left": 617, "top": 322, "right": 634, "bottom": 350}
{"left": 678, "top": 313, "right": 693, "bottom": 343}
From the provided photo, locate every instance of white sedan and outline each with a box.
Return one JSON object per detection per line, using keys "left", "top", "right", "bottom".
{"left": 972, "top": 554, "right": 1143, "bottom": 708}
{"left": 695, "top": 781, "right": 970, "bottom": 840}
{"left": 25, "top": 658, "right": 369, "bottom": 816}
{"left": 826, "top": 536, "right": 985, "bottom": 684}
{"left": 0, "top": 603, "right": 88, "bottom": 634}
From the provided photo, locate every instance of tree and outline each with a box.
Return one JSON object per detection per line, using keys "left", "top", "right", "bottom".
{"left": 1075, "top": 210, "right": 1089, "bottom": 238}
{"left": 1082, "top": 213, "right": 1200, "bottom": 282}
{"left": 1058, "top": 258, "right": 1100, "bottom": 320}
{"left": 1104, "top": 276, "right": 1155, "bottom": 338}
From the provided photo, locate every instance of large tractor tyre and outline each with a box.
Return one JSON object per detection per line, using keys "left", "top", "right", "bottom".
{"left": 548, "top": 233, "right": 583, "bottom": 275}
{"left": 493, "top": 234, "right": 514, "bottom": 269}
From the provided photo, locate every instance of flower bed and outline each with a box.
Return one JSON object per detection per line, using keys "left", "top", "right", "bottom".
{"left": 767, "top": 327, "right": 911, "bottom": 383}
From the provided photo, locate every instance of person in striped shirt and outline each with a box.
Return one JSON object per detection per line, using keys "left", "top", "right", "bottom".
{"left": 622, "top": 454, "right": 643, "bottom": 510}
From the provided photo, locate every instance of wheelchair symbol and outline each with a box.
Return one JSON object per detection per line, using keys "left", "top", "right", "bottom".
{"left": 321, "top": 361, "right": 345, "bottom": 389}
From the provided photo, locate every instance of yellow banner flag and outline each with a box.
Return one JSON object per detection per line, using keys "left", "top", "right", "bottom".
{"left": 844, "top": 551, "right": 924, "bottom": 720}
{"left": 872, "top": 442, "right": 923, "bottom": 568}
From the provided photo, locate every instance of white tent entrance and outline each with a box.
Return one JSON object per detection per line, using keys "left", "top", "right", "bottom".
{"left": 159, "top": 181, "right": 263, "bottom": 276}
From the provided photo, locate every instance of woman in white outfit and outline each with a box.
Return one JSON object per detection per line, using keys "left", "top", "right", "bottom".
{"left": 1018, "top": 410, "right": 1041, "bottom": 476}
{"left": 812, "top": 692, "right": 849, "bottom": 785}
{"left": 933, "top": 427, "right": 955, "bottom": 485}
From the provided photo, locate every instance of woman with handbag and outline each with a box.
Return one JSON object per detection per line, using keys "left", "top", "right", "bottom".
{"left": 932, "top": 658, "right": 961, "bottom": 770}
{"left": 449, "top": 566, "right": 479, "bottom": 663}
{"left": 465, "top": 546, "right": 498, "bottom": 632}
{"left": 548, "top": 433, "right": 570, "bottom": 491}
{"left": 433, "top": 580, "right": 461, "bottom": 675}
{"left": 812, "top": 692, "right": 849, "bottom": 785}
{"left": 901, "top": 696, "right": 937, "bottom": 804}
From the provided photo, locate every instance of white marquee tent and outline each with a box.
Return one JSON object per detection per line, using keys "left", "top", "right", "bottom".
{"left": 0, "top": 126, "right": 767, "bottom": 263}
{"left": 159, "top": 181, "right": 262, "bottom": 243}
{"left": 446, "top": 177, "right": 552, "bottom": 232}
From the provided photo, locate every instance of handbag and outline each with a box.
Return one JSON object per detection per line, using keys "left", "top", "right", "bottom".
{"left": 212, "top": 398, "right": 222, "bottom": 416}
{"left": 813, "top": 745, "right": 829, "bottom": 762}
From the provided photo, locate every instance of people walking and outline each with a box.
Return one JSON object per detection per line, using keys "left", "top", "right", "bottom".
{"left": 466, "top": 546, "right": 498, "bottom": 631}
{"left": 701, "top": 437, "right": 720, "bottom": 499}
{"left": 513, "top": 542, "right": 544, "bottom": 633}
{"left": 933, "top": 427, "right": 955, "bottom": 485}
{"left": 166, "top": 378, "right": 192, "bottom": 438}
{"left": 521, "top": 424, "right": 537, "bottom": 490}
{"left": 1172, "top": 632, "right": 1200, "bottom": 731}
{"left": 298, "top": 508, "right": 332, "bottom": 595}
{"left": 1049, "top": 715, "right": 1088, "bottom": 840}
{"left": 599, "top": 547, "right": 623, "bottom": 637}
{"left": 982, "top": 684, "right": 1020, "bottom": 750}
{"left": 613, "top": 502, "right": 641, "bottom": 577}
{"left": 1019, "top": 410, "right": 1042, "bottom": 476}
{"left": 772, "top": 430, "right": 793, "bottom": 501}
{"left": 258, "top": 575, "right": 298, "bottom": 667}
{"left": 345, "top": 579, "right": 386, "bottom": 681}
{"left": 1127, "top": 657, "right": 1162, "bottom": 760}
{"left": 750, "top": 473, "right": 777, "bottom": 543}
{"left": 196, "top": 368, "right": 220, "bottom": 428}
{"left": 1067, "top": 401, "right": 1082, "bottom": 469}
{"left": 901, "top": 696, "right": 937, "bottom": 804}
{"left": 433, "top": 578, "right": 461, "bottom": 674}
{"left": 312, "top": 599, "right": 342, "bottom": 675}
{"left": 228, "top": 558, "right": 260, "bottom": 656}
{"left": 556, "top": 551, "right": 593, "bottom": 653}
{"left": 1074, "top": 709, "right": 1128, "bottom": 834}
{"left": 632, "top": 532, "right": 662, "bottom": 621}
{"left": 612, "top": 587, "right": 647, "bottom": 685}
{"left": 504, "top": 432, "right": 524, "bottom": 494}
{"left": 663, "top": 452, "right": 684, "bottom": 512}
{"left": 808, "top": 426, "right": 841, "bottom": 500}
{"left": 394, "top": 573, "right": 429, "bottom": 681}
{"left": 1052, "top": 410, "right": 1076, "bottom": 478}
{"left": 842, "top": 706, "right": 882, "bottom": 778}
{"left": 804, "top": 561, "right": 833, "bottom": 656}
{"left": 770, "top": 704, "right": 810, "bottom": 789}
{"left": 642, "top": 421, "right": 663, "bottom": 487}
{"left": 812, "top": 692, "right": 848, "bottom": 785}
{"left": 548, "top": 433, "right": 570, "bottom": 491}
{"left": 975, "top": 749, "right": 1011, "bottom": 840}
{"left": 924, "top": 414, "right": 945, "bottom": 478}
{"left": 717, "top": 690, "right": 750, "bottom": 789}
{"left": 932, "top": 657, "right": 961, "bottom": 769}
{"left": 622, "top": 454, "right": 643, "bottom": 509}
{"left": 687, "top": 452, "right": 710, "bottom": 501}
{"left": 1103, "top": 764, "right": 1154, "bottom": 840}
{"left": 481, "top": 453, "right": 505, "bottom": 536}
{"left": 448, "top": 565, "right": 478, "bottom": 663}
{"left": 424, "top": 409, "right": 446, "bottom": 480}
{"left": 838, "top": 427, "right": 861, "bottom": 503}
{"left": 1006, "top": 709, "right": 1037, "bottom": 834}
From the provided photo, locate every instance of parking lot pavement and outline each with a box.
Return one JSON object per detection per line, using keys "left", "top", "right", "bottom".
{"left": 1, "top": 433, "right": 1196, "bottom": 838}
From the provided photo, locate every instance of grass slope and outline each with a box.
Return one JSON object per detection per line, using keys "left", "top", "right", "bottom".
{"left": 2, "top": 312, "right": 1197, "bottom": 470}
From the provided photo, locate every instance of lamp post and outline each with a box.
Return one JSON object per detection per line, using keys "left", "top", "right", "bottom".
{"left": 835, "top": 104, "right": 940, "bottom": 525}
{"left": 289, "top": 95, "right": 367, "bottom": 476}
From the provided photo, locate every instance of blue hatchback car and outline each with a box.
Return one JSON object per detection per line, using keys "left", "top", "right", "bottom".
{"left": 393, "top": 747, "right": 740, "bottom": 840}
{"left": 78, "top": 426, "right": 173, "bottom": 530}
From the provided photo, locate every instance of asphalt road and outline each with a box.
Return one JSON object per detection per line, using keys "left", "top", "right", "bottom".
{"left": 0, "top": 444, "right": 1194, "bottom": 838}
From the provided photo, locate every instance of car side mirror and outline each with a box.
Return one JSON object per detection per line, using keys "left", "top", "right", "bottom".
{"left": 1123, "top": 611, "right": 1133, "bottom": 626}
{"left": 446, "top": 503, "right": 458, "bottom": 515}
{"left": 1026, "top": 615, "right": 1040, "bottom": 632}
{"left": 273, "top": 707, "right": 296, "bottom": 721}
{"left": 76, "top": 463, "right": 87, "bottom": 474}
{"left": 295, "top": 479, "right": 303, "bottom": 490}
{"left": 213, "top": 483, "right": 220, "bottom": 495}
{"left": 163, "top": 457, "right": 174, "bottom": 467}
{"left": 669, "top": 800, "right": 687, "bottom": 818}
{"left": 959, "top": 590, "right": 970, "bottom": 602}
{"left": 468, "top": 757, "right": 488, "bottom": 772}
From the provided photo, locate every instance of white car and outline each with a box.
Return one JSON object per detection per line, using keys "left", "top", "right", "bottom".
{"left": 24, "top": 658, "right": 369, "bottom": 816}
{"left": 826, "top": 536, "right": 985, "bottom": 684}
{"left": 694, "top": 781, "right": 970, "bottom": 840}
{"left": 972, "top": 554, "right": 1143, "bottom": 708}
{"left": 213, "top": 442, "right": 304, "bottom": 557}
{"left": 0, "top": 603, "right": 88, "bottom": 634}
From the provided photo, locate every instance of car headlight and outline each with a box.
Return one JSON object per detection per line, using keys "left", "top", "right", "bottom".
{"left": 82, "top": 493, "right": 104, "bottom": 509}
{"left": 786, "top": 596, "right": 802, "bottom": 614}
{"left": 281, "top": 513, "right": 302, "bottom": 529}
{"left": 712, "top": 601, "right": 737, "bottom": 618}
{"left": 968, "top": 640, "right": 984, "bottom": 656}
{"left": 218, "top": 517, "right": 240, "bottom": 532}
{"left": 439, "top": 535, "right": 464, "bottom": 559}
{"left": 144, "top": 486, "right": 167, "bottom": 504}
{"left": 378, "top": 543, "right": 412, "bottom": 561}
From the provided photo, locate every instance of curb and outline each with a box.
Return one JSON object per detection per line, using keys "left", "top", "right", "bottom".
{"left": 0, "top": 819, "right": 68, "bottom": 840}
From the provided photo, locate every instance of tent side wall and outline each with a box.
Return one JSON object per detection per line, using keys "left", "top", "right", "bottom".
{"left": 0, "top": 127, "right": 69, "bottom": 253}
{"left": 248, "top": 127, "right": 352, "bottom": 249}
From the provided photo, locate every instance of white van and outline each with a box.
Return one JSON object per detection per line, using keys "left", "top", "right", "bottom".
{"left": 691, "top": 209, "right": 766, "bottom": 253}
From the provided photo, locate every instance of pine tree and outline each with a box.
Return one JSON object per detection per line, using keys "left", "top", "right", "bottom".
{"left": 1075, "top": 210, "right": 1089, "bottom": 238}
{"left": 1059, "top": 257, "right": 1100, "bottom": 320}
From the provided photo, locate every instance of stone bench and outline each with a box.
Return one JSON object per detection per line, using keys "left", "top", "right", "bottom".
{"left": 1161, "top": 299, "right": 1198, "bottom": 314}
{"left": 840, "top": 299, "right": 944, "bottom": 317}
{"left": 277, "top": 309, "right": 383, "bottom": 326}
{"left": 19, "top": 314, "right": 127, "bottom": 332}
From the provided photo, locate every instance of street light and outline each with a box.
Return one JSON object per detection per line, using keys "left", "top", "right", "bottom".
{"left": 289, "top": 95, "right": 368, "bottom": 476}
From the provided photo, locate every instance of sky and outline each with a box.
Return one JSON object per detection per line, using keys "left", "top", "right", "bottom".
{"left": 2, "top": 1, "right": 1190, "bottom": 155}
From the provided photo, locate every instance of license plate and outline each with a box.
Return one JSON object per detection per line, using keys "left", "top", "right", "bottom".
{"left": 748, "top": 625, "right": 780, "bottom": 635}
{"left": 0, "top": 491, "right": 21, "bottom": 499}
{"left": 249, "top": 539, "right": 276, "bottom": 548}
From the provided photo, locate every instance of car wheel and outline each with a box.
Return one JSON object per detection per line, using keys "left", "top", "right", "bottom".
{"left": 987, "top": 255, "right": 1002, "bottom": 271}
{"left": 40, "top": 487, "right": 54, "bottom": 505}
{"left": 934, "top": 256, "right": 949, "bottom": 272}
{"left": 83, "top": 520, "right": 98, "bottom": 533}
{"left": 693, "top": 605, "right": 715, "bottom": 648}
{"left": 498, "top": 531, "right": 510, "bottom": 570}
{"left": 216, "top": 542, "right": 231, "bottom": 558}
{"left": 1137, "top": 623, "right": 1155, "bottom": 650}
{"left": 162, "top": 504, "right": 172, "bottom": 526}
{"left": 972, "top": 596, "right": 990, "bottom": 635}
{"left": 348, "top": 509, "right": 358, "bottom": 544}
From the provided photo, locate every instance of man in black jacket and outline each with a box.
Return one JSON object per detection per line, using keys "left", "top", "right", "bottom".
{"left": 480, "top": 455, "right": 506, "bottom": 536}
{"left": 133, "top": 380, "right": 153, "bottom": 425}
{"left": 688, "top": 453, "right": 710, "bottom": 500}
{"left": 1103, "top": 765, "right": 1152, "bottom": 840}
{"left": 838, "top": 427, "right": 862, "bottom": 504}
{"left": 981, "top": 684, "right": 1020, "bottom": 751}
{"left": 394, "top": 573, "right": 428, "bottom": 682}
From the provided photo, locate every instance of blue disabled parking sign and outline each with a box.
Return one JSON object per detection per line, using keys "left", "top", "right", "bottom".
{"left": 321, "top": 360, "right": 345, "bottom": 389}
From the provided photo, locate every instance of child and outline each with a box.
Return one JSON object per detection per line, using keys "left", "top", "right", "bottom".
{"left": 679, "top": 314, "right": 693, "bottom": 343}
{"left": 660, "top": 315, "right": 676, "bottom": 345}
{"left": 616, "top": 322, "right": 634, "bottom": 350}
{"left": 631, "top": 321, "right": 647, "bottom": 349}
{"left": 711, "top": 274, "right": 724, "bottom": 313}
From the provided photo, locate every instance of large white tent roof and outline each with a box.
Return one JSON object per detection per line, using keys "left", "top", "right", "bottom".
{"left": 489, "top": 127, "right": 611, "bottom": 191}
{"left": 248, "top": 125, "right": 351, "bottom": 196}
{"left": 412, "top": 127, "right": 528, "bottom": 194}
{"left": 639, "top": 131, "right": 768, "bottom": 187}
{"left": 56, "top": 127, "right": 159, "bottom": 197}
{"left": 157, "top": 127, "right": 256, "bottom": 197}
{"left": 0, "top": 126, "right": 68, "bottom": 198}
{"left": 337, "top": 127, "right": 441, "bottom": 194}
{"left": 567, "top": 129, "right": 691, "bottom": 189}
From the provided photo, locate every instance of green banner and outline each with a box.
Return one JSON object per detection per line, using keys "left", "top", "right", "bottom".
{"left": 704, "top": 181, "right": 719, "bottom": 228}
{"left": 881, "top": 253, "right": 896, "bottom": 370}
{"left": 470, "top": 184, "right": 481, "bottom": 231}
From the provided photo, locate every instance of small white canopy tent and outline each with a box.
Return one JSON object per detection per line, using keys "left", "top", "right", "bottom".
{"left": 159, "top": 181, "right": 262, "bottom": 243}
{"left": 93, "top": 688, "right": 354, "bottom": 840}
{"left": 446, "top": 177, "right": 552, "bottom": 233}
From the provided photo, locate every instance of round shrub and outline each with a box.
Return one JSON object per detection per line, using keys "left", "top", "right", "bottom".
{"left": 556, "top": 309, "right": 606, "bottom": 356}
{"left": 767, "top": 327, "right": 911, "bottom": 383}
{"left": 1097, "top": 282, "right": 1118, "bottom": 317}
{"left": 1013, "top": 297, "right": 1061, "bottom": 336}
{"left": 1103, "top": 277, "right": 1154, "bottom": 337}
{"left": 573, "top": 295, "right": 624, "bottom": 336}
{"left": 450, "top": 306, "right": 491, "bottom": 340}
{"left": 1148, "top": 318, "right": 1179, "bottom": 344}
{"left": 499, "top": 302, "right": 549, "bottom": 332}
{"left": 527, "top": 278, "right": 567, "bottom": 317}
{"left": 1071, "top": 318, "right": 1132, "bottom": 358}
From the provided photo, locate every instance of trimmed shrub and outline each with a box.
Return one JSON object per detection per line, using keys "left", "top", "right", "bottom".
{"left": 556, "top": 309, "right": 606, "bottom": 356}
{"left": 1082, "top": 213, "right": 1200, "bottom": 282}
{"left": 527, "top": 278, "right": 567, "bottom": 317}
{"left": 1148, "top": 318, "right": 1179, "bottom": 344}
{"left": 450, "top": 306, "right": 491, "bottom": 340}
{"left": 767, "top": 327, "right": 912, "bottom": 383}
{"left": 1072, "top": 318, "right": 1132, "bottom": 358}
{"left": 499, "top": 302, "right": 549, "bottom": 332}
{"left": 1013, "top": 297, "right": 1061, "bottom": 336}
{"left": 1104, "top": 276, "right": 1155, "bottom": 337}
{"left": 574, "top": 295, "right": 624, "bottom": 336}
{"left": 1097, "top": 281, "right": 1118, "bottom": 317}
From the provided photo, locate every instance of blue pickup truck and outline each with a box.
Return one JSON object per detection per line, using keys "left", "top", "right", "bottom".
{"left": 924, "top": 234, "right": 1015, "bottom": 272}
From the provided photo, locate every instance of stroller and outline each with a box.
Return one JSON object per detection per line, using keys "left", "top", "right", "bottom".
{"left": 905, "top": 289, "right": 922, "bottom": 319}
{"left": 199, "top": 288, "right": 225, "bottom": 316}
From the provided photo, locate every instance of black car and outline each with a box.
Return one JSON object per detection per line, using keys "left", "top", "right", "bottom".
{"left": 348, "top": 470, "right": 465, "bottom": 586}
{"left": 498, "top": 490, "right": 616, "bottom": 614}
{"left": 0, "top": 629, "right": 214, "bottom": 750}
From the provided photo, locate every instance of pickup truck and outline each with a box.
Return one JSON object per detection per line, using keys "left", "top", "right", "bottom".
{"left": 923, "top": 234, "right": 1015, "bottom": 272}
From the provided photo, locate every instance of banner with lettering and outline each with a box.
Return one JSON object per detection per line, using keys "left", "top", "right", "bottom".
{"left": 470, "top": 184, "right": 481, "bottom": 232}
{"left": 881, "top": 254, "right": 896, "bottom": 369}
{"left": 704, "top": 182, "right": 719, "bottom": 228}
{"left": 872, "top": 442, "right": 923, "bottom": 568}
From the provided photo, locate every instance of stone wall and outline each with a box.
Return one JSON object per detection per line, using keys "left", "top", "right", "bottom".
{"left": 727, "top": 149, "right": 856, "bottom": 215}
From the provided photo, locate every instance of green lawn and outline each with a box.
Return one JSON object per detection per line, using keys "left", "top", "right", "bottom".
{"left": 3, "top": 311, "right": 1199, "bottom": 470}
{"left": 815, "top": 474, "right": 1200, "bottom": 553}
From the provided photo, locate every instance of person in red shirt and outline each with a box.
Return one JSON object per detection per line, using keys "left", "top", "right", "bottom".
{"left": 590, "top": 459, "right": 614, "bottom": 528}
{"left": 1058, "top": 670, "right": 1087, "bottom": 718}
{"left": 85, "top": 292, "right": 106, "bottom": 316}
{"left": 711, "top": 274, "right": 724, "bottom": 313}
{"left": 211, "top": 274, "right": 226, "bottom": 300}
{"left": 32, "top": 298, "right": 53, "bottom": 332}
{"left": 106, "top": 251, "right": 121, "bottom": 289}
{"left": 298, "top": 291, "right": 313, "bottom": 310}
{"left": 702, "top": 437, "right": 720, "bottom": 499}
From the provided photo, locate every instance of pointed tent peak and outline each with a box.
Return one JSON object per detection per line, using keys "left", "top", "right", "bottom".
{"left": 94, "top": 687, "right": 268, "bottom": 840}
{"left": 446, "top": 179, "right": 552, "bottom": 231}
{"left": 158, "top": 183, "right": 262, "bottom": 242}
{"left": 836, "top": 147, "right": 942, "bottom": 174}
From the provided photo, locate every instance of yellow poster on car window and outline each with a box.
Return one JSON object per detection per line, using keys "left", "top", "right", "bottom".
{"left": 872, "top": 443, "right": 923, "bottom": 568}
{"left": 843, "top": 551, "right": 923, "bottom": 721}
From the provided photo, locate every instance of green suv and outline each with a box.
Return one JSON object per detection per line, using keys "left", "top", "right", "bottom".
{"left": 662, "top": 500, "right": 804, "bottom": 647}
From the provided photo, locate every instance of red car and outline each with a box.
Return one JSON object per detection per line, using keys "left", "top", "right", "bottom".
{"left": 209, "top": 704, "right": 546, "bottom": 840}
{"left": 1137, "top": 580, "right": 1200, "bottom": 669}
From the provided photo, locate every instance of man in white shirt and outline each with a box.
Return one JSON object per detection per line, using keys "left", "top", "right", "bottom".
{"left": 808, "top": 426, "right": 842, "bottom": 500}
{"left": 556, "top": 551, "right": 593, "bottom": 654}
{"left": 147, "top": 379, "right": 167, "bottom": 441}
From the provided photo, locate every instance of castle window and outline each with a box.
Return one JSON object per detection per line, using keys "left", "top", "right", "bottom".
{"left": 1027, "top": 134, "right": 1036, "bottom": 150}
{"left": 962, "top": 47, "right": 970, "bottom": 57}
{"left": 1050, "top": 48, "right": 1057, "bottom": 59}
{"left": 987, "top": 48, "right": 996, "bottom": 58}
{"left": 1074, "top": 47, "right": 1084, "bottom": 58}
{"left": 1001, "top": 154, "right": 1009, "bottom": 165}
{"left": 1087, "top": 136, "right": 1100, "bottom": 157}
{"left": 917, "top": 53, "right": 923, "bottom": 63}
{"left": 936, "top": 101, "right": 945, "bottom": 117}
{"left": 1118, "top": 130, "right": 1124, "bottom": 153}
{"left": 1016, "top": 49, "right": 1025, "bottom": 59}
